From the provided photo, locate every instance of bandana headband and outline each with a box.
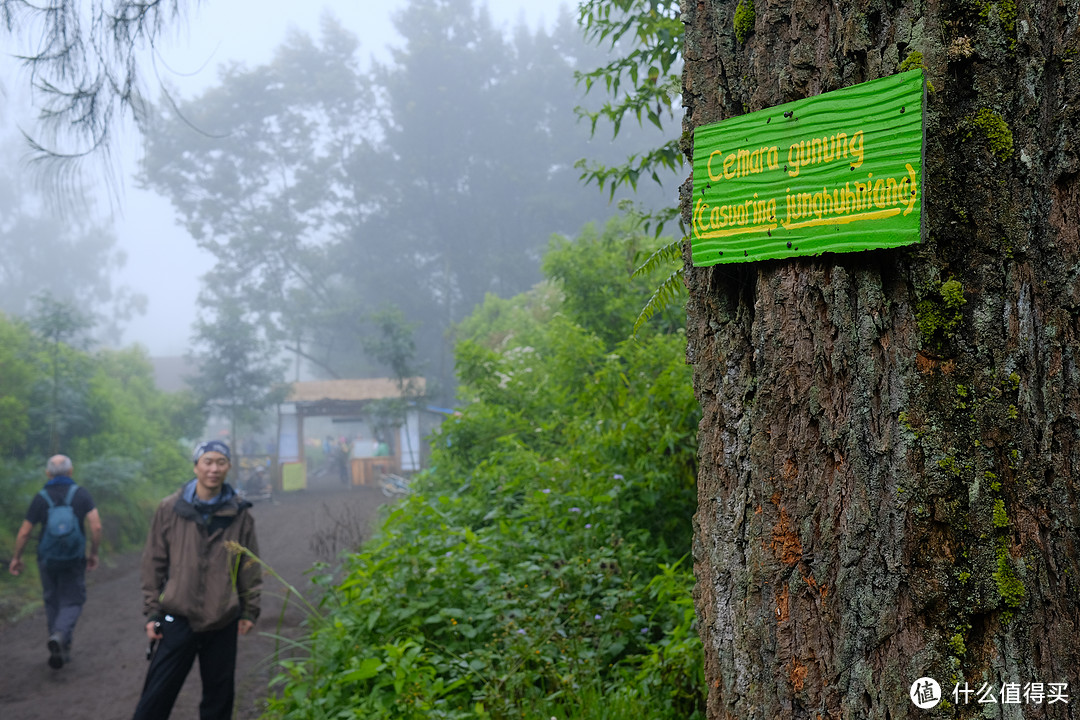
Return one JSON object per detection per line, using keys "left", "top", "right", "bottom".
{"left": 192, "top": 440, "right": 231, "bottom": 463}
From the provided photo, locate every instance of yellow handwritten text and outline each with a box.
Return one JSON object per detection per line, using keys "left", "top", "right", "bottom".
{"left": 781, "top": 163, "right": 918, "bottom": 228}
{"left": 708, "top": 146, "right": 781, "bottom": 182}
{"left": 787, "top": 130, "right": 864, "bottom": 178}
{"left": 694, "top": 193, "right": 779, "bottom": 238}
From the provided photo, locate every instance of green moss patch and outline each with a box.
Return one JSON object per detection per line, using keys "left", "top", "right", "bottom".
{"left": 734, "top": 0, "right": 755, "bottom": 44}
{"left": 967, "top": 109, "right": 1014, "bottom": 161}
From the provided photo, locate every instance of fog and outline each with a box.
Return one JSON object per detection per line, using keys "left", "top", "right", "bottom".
{"left": 1, "top": 0, "right": 679, "bottom": 395}
{"left": 119, "top": 0, "right": 570, "bottom": 357}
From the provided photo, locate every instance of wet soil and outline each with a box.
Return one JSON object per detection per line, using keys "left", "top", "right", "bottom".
{"left": 0, "top": 478, "right": 388, "bottom": 720}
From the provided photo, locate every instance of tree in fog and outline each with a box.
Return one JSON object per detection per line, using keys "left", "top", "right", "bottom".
{"left": 24, "top": 294, "right": 104, "bottom": 454}
{"left": 0, "top": 132, "right": 146, "bottom": 341}
{"left": 138, "top": 2, "right": 675, "bottom": 396}
{"left": 186, "top": 295, "right": 288, "bottom": 448}
{"left": 139, "top": 19, "right": 372, "bottom": 379}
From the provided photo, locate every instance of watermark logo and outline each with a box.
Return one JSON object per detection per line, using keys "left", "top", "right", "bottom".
{"left": 910, "top": 677, "right": 942, "bottom": 709}
{"left": 953, "top": 682, "right": 1070, "bottom": 706}
{"left": 910, "top": 678, "right": 1071, "bottom": 709}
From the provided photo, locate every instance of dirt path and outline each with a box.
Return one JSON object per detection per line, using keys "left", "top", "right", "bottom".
{"left": 0, "top": 480, "right": 389, "bottom": 720}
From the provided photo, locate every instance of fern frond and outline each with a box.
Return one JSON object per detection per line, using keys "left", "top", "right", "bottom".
{"left": 633, "top": 236, "right": 685, "bottom": 278}
{"left": 634, "top": 265, "right": 686, "bottom": 337}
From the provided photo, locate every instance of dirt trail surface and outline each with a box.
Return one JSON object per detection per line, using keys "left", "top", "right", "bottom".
{"left": 0, "top": 480, "right": 389, "bottom": 720}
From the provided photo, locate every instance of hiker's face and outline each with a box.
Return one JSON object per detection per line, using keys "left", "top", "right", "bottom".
{"left": 194, "top": 452, "right": 230, "bottom": 496}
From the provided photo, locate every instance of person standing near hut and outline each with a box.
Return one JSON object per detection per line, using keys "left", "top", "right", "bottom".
{"left": 131, "top": 440, "right": 261, "bottom": 720}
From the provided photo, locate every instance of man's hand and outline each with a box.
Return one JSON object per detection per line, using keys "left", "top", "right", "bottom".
{"left": 238, "top": 619, "right": 255, "bottom": 636}
{"left": 145, "top": 620, "right": 164, "bottom": 641}
{"left": 87, "top": 553, "right": 99, "bottom": 571}
{"left": 10, "top": 521, "right": 32, "bottom": 576}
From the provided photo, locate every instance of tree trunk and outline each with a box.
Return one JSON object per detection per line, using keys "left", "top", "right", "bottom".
{"left": 682, "top": 1, "right": 1080, "bottom": 718}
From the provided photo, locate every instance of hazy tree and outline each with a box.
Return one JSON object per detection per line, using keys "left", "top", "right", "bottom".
{"left": 140, "top": 4, "right": 675, "bottom": 397}
{"left": 363, "top": 0, "right": 677, "bottom": 383}
{"left": 360, "top": 303, "right": 423, "bottom": 462}
{"left": 0, "top": 131, "right": 146, "bottom": 341}
{"left": 679, "top": 2, "right": 1080, "bottom": 718}
{"left": 138, "top": 18, "right": 372, "bottom": 379}
{"left": 186, "top": 296, "right": 289, "bottom": 450}
{"left": 0, "top": 313, "right": 33, "bottom": 457}
{"left": 361, "top": 305, "right": 421, "bottom": 394}
{"left": 25, "top": 293, "right": 101, "bottom": 454}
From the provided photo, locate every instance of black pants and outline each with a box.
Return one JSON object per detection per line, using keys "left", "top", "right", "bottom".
{"left": 132, "top": 615, "right": 238, "bottom": 720}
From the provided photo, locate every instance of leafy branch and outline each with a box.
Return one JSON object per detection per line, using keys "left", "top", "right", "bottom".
{"left": 574, "top": 0, "right": 682, "bottom": 198}
{"left": 575, "top": 0, "right": 687, "bottom": 334}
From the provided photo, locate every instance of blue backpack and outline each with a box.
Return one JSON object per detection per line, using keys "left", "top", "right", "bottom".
{"left": 38, "top": 485, "right": 86, "bottom": 566}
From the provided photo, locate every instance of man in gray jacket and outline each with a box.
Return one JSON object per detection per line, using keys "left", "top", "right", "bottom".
{"left": 132, "top": 440, "right": 261, "bottom": 720}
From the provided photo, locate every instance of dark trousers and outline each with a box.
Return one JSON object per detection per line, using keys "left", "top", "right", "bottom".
{"left": 38, "top": 559, "right": 86, "bottom": 648}
{"left": 132, "top": 615, "right": 238, "bottom": 720}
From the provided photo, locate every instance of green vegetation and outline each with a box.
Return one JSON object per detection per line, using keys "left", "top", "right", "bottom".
{"left": 899, "top": 51, "right": 925, "bottom": 73}
{"left": 992, "top": 498, "right": 1009, "bottom": 528}
{"left": 0, "top": 306, "right": 198, "bottom": 620}
{"left": 949, "top": 632, "right": 966, "bottom": 656}
{"left": 993, "top": 539, "right": 1025, "bottom": 615}
{"left": 968, "top": 108, "right": 1014, "bottom": 161}
{"left": 897, "top": 50, "right": 935, "bottom": 92}
{"left": 979, "top": 0, "right": 1017, "bottom": 43}
{"left": 734, "top": 0, "right": 756, "bottom": 44}
{"left": 917, "top": 278, "right": 967, "bottom": 345}
{"left": 264, "top": 217, "right": 704, "bottom": 719}
{"left": 575, "top": 0, "right": 686, "bottom": 332}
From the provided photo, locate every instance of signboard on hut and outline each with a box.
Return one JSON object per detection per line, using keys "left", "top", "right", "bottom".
{"left": 691, "top": 69, "right": 926, "bottom": 266}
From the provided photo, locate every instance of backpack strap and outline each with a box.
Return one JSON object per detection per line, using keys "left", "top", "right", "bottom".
{"left": 38, "top": 485, "right": 79, "bottom": 508}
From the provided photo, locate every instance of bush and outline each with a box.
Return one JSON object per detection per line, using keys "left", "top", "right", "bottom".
{"left": 0, "top": 317, "right": 199, "bottom": 623}
{"left": 264, "top": 219, "right": 705, "bottom": 719}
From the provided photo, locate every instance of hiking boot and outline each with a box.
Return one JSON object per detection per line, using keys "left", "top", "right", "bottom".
{"left": 47, "top": 633, "right": 64, "bottom": 669}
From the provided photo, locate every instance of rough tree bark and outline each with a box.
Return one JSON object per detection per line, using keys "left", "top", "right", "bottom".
{"left": 683, "top": 1, "right": 1080, "bottom": 718}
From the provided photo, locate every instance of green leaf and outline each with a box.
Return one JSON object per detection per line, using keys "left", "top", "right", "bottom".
{"left": 633, "top": 266, "right": 686, "bottom": 337}
{"left": 338, "top": 657, "right": 382, "bottom": 683}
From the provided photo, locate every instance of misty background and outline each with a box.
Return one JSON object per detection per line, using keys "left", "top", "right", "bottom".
{"left": 0, "top": 0, "right": 680, "bottom": 407}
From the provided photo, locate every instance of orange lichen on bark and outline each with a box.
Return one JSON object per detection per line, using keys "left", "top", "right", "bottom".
{"left": 916, "top": 352, "right": 937, "bottom": 373}
{"left": 771, "top": 508, "right": 803, "bottom": 565}
{"left": 804, "top": 574, "right": 829, "bottom": 602}
{"left": 776, "top": 583, "right": 790, "bottom": 622}
{"left": 789, "top": 659, "right": 808, "bottom": 692}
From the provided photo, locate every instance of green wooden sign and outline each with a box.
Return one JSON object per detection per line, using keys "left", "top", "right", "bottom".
{"left": 691, "top": 69, "right": 925, "bottom": 266}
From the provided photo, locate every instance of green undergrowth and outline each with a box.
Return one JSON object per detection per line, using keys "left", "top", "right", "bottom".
{"left": 0, "top": 313, "right": 198, "bottom": 624}
{"left": 262, "top": 219, "right": 704, "bottom": 719}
